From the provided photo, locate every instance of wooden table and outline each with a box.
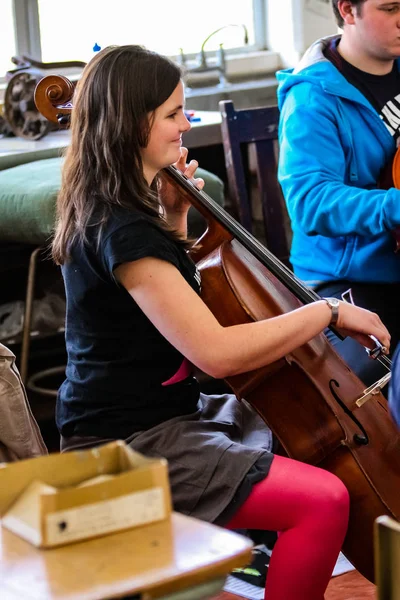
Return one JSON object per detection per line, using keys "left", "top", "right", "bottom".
{"left": 0, "top": 512, "right": 252, "bottom": 599}
{"left": 0, "top": 111, "right": 226, "bottom": 189}
{"left": 183, "top": 111, "right": 222, "bottom": 149}
{"left": 0, "top": 111, "right": 221, "bottom": 160}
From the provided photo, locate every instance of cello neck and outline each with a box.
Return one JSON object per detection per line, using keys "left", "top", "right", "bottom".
{"left": 165, "top": 165, "right": 320, "bottom": 306}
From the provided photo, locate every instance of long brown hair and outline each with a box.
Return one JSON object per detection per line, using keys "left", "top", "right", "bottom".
{"left": 52, "top": 45, "right": 185, "bottom": 265}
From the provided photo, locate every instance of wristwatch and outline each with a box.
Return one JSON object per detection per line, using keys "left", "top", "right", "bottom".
{"left": 323, "top": 297, "right": 340, "bottom": 325}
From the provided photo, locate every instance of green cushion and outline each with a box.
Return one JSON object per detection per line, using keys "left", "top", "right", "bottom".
{"left": 195, "top": 167, "right": 224, "bottom": 208}
{"left": 0, "top": 148, "right": 63, "bottom": 172}
{"left": 0, "top": 157, "right": 224, "bottom": 245}
{"left": 0, "top": 157, "right": 61, "bottom": 244}
{"left": 188, "top": 167, "right": 225, "bottom": 237}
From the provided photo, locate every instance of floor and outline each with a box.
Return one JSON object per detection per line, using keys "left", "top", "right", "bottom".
{"left": 211, "top": 569, "right": 376, "bottom": 600}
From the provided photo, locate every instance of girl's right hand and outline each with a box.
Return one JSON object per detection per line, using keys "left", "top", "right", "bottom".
{"left": 334, "top": 301, "right": 391, "bottom": 354}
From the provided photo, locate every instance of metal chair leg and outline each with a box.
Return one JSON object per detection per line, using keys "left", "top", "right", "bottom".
{"left": 20, "top": 246, "right": 41, "bottom": 383}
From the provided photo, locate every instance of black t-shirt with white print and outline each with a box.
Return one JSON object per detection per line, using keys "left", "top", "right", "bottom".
{"left": 56, "top": 205, "right": 201, "bottom": 440}
{"left": 325, "top": 38, "right": 400, "bottom": 144}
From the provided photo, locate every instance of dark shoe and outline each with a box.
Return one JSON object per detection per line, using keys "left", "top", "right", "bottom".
{"left": 231, "top": 544, "right": 271, "bottom": 588}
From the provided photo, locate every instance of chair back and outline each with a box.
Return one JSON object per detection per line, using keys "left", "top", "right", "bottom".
{"left": 219, "top": 100, "right": 291, "bottom": 265}
{"left": 375, "top": 515, "right": 400, "bottom": 599}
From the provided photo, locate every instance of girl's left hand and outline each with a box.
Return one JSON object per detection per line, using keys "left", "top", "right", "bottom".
{"left": 160, "top": 147, "right": 205, "bottom": 216}
{"left": 174, "top": 147, "right": 205, "bottom": 191}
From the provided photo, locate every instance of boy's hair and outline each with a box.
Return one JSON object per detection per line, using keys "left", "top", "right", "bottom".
{"left": 332, "top": 0, "right": 368, "bottom": 27}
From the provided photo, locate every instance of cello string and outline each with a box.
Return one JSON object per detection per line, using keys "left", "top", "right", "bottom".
{"left": 377, "top": 355, "right": 392, "bottom": 370}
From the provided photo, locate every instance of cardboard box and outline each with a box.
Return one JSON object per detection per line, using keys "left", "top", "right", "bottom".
{"left": 0, "top": 440, "right": 172, "bottom": 548}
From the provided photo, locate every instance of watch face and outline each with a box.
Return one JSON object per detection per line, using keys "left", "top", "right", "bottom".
{"left": 331, "top": 298, "right": 340, "bottom": 307}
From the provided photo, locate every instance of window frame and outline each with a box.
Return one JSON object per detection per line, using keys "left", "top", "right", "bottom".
{"left": 13, "top": 0, "right": 42, "bottom": 61}
{"left": 10, "top": 0, "right": 267, "bottom": 65}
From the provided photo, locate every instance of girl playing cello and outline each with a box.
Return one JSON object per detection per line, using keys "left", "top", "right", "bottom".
{"left": 53, "top": 45, "right": 390, "bottom": 599}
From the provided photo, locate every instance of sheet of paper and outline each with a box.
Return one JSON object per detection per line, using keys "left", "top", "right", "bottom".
{"left": 223, "top": 551, "right": 355, "bottom": 599}
{"left": 332, "top": 552, "right": 355, "bottom": 577}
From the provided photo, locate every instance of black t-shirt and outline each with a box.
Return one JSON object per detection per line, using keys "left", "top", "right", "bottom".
{"left": 56, "top": 206, "right": 201, "bottom": 439}
{"left": 325, "top": 38, "right": 400, "bottom": 143}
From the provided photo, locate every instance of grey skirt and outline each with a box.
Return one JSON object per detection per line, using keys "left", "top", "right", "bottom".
{"left": 61, "top": 393, "right": 274, "bottom": 524}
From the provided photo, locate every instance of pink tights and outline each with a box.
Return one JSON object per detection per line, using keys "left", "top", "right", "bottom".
{"left": 225, "top": 454, "right": 350, "bottom": 600}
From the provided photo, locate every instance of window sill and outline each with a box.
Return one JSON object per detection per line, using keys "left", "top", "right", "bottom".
{"left": 0, "top": 50, "right": 281, "bottom": 109}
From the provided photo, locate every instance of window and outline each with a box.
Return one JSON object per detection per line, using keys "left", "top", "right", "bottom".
{"left": 0, "top": 0, "right": 16, "bottom": 76}
{"left": 0, "top": 1, "right": 268, "bottom": 86}
{"left": 1, "top": 0, "right": 265, "bottom": 69}
{"left": 37, "top": 0, "right": 261, "bottom": 63}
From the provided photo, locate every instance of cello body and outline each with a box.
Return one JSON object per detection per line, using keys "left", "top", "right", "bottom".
{"left": 34, "top": 75, "right": 400, "bottom": 583}
{"left": 163, "top": 170, "right": 400, "bottom": 584}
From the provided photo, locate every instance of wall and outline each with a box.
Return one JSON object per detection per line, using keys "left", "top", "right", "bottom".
{"left": 267, "top": 0, "right": 337, "bottom": 67}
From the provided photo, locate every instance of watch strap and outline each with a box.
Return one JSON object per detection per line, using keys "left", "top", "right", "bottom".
{"left": 323, "top": 297, "right": 340, "bottom": 325}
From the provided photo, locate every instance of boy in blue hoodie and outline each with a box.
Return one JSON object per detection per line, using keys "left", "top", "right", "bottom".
{"left": 277, "top": 0, "right": 400, "bottom": 389}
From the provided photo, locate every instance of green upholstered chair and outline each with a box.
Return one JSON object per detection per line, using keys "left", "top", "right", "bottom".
{"left": 0, "top": 156, "right": 225, "bottom": 244}
{"left": 0, "top": 155, "right": 225, "bottom": 390}
{"left": 0, "top": 157, "right": 224, "bottom": 245}
{"left": 0, "top": 157, "right": 59, "bottom": 245}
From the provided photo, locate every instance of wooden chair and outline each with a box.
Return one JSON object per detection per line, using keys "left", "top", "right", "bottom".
{"left": 219, "top": 99, "right": 291, "bottom": 265}
{"left": 374, "top": 515, "right": 400, "bottom": 599}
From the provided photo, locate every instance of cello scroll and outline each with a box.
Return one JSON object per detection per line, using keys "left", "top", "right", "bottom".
{"left": 34, "top": 75, "right": 75, "bottom": 126}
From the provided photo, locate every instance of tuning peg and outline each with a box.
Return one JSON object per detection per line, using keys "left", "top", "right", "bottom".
{"left": 57, "top": 113, "right": 70, "bottom": 126}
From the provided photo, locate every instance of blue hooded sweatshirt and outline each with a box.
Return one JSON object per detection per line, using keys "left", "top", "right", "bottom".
{"left": 276, "top": 35, "right": 400, "bottom": 287}
{"left": 389, "top": 343, "right": 400, "bottom": 428}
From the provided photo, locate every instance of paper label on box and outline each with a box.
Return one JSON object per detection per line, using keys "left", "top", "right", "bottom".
{"left": 45, "top": 486, "right": 165, "bottom": 545}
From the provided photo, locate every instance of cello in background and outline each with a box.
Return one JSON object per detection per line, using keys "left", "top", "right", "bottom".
{"left": 35, "top": 74, "right": 400, "bottom": 583}
{"left": 379, "top": 147, "right": 400, "bottom": 251}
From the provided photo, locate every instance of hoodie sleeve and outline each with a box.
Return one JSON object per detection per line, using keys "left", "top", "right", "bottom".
{"left": 389, "top": 345, "right": 400, "bottom": 428}
{"left": 278, "top": 83, "right": 400, "bottom": 238}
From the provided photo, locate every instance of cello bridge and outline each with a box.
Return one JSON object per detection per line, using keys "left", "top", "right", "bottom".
{"left": 355, "top": 372, "right": 391, "bottom": 408}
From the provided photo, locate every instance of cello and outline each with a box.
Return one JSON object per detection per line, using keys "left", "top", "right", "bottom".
{"left": 380, "top": 147, "right": 400, "bottom": 252}
{"left": 34, "top": 74, "right": 400, "bottom": 583}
